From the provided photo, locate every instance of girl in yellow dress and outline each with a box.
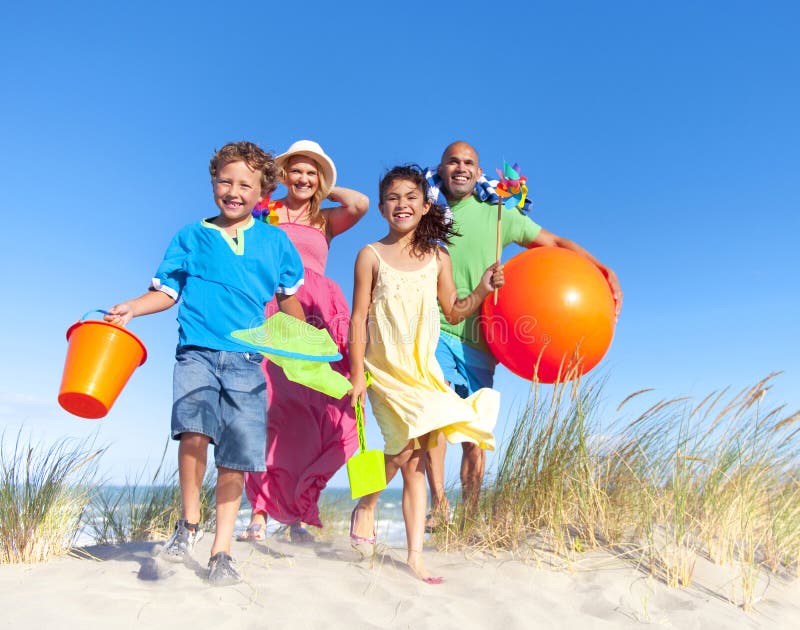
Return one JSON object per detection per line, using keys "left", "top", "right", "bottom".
{"left": 348, "top": 165, "right": 504, "bottom": 583}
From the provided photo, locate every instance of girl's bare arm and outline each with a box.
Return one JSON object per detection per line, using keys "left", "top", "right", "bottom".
{"left": 348, "top": 247, "right": 377, "bottom": 406}
{"left": 437, "top": 247, "right": 504, "bottom": 324}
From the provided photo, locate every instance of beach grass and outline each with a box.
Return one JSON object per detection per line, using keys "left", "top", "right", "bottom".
{"left": 267, "top": 493, "right": 352, "bottom": 543}
{"left": 89, "top": 439, "right": 217, "bottom": 544}
{"left": 436, "top": 372, "right": 800, "bottom": 611}
{"left": 5, "top": 373, "right": 798, "bottom": 615}
{"left": 312, "top": 491, "right": 353, "bottom": 541}
{"left": 0, "top": 432, "right": 103, "bottom": 563}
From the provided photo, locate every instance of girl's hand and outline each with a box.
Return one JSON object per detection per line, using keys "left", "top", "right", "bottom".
{"left": 480, "top": 263, "right": 505, "bottom": 292}
{"left": 104, "top": 303, "right": 134, "bottom": 327}
{"left": 349, "top": 373, "right": 367, "bottom": 408}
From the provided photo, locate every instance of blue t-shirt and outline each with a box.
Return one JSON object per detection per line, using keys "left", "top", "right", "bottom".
{"left": 151, "top": 217, "right": 304, "bottom": 352}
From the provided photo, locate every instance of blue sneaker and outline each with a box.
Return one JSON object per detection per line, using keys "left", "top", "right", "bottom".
{"left": 207, "top": 552, "right": 241, "bottom": 586}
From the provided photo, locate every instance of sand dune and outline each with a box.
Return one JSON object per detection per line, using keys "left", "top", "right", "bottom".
{"left": 2, "top": 533, "right": 799, "bottom": 628}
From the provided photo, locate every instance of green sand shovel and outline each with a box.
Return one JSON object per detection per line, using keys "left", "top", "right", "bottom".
{"left": 347, "top": 392, "right": 387, "bottom": 500}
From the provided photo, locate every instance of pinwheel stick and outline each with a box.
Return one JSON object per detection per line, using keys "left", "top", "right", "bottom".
{"left": 494, "top": 196, "right": 502, "bottom": 305}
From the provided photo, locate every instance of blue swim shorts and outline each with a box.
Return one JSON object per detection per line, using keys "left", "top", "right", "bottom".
{"left": 435, "top": 332, "right": 496, "bottom": 399}
{"left": 171, "top": 346, "right": 267, "bottom": 472}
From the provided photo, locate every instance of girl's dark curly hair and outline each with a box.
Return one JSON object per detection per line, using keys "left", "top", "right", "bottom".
{"left": 378, "top": 164, "right": 459, "bottom": 257}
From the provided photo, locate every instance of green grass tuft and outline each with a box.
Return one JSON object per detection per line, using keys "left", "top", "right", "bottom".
{"left": 436, "top": 373, "right": 800, "bottom": 611}
{"left": 88, "top": 439, "right": 216, "bottom": 544}
{"left": 0, "top": 431, "right": 103, "bottom": 563}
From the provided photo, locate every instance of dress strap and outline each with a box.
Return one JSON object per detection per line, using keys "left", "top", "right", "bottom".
{"left": 365, "top": 243, "right": 438, "bottom": 272}
{"left": 285, "top": 205, "right": 308, "bottom": 224}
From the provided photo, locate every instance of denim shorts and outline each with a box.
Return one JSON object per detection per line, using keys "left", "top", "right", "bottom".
{"left": 171, "top": 346, "right": 267, "bottom": 471}
{"left": 435, "top": 332, "right": 496, "bottom": 399}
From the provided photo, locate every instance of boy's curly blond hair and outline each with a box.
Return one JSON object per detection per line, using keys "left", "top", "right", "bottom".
{"left": 209, "top": 141, "right": 278, "bottom": 195}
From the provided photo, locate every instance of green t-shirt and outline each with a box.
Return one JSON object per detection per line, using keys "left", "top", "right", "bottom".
{"left": 440, "top": 195, "right": 542, "bottom": 353}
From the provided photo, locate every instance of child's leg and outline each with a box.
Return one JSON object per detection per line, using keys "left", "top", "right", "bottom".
{"left": 351, "top": 447, "right": 408, "bottom": 540}
{"left": 400, "top": 440, "right": 442, "bottom": 582}
{"left": 424, "top": 431, "right": 450, "bottom": 526}
{"left": 178, "top": 432, "right": 211, "bottom": 523}
{"left": 212, "top": 466, "right": 244, "bottom": 556}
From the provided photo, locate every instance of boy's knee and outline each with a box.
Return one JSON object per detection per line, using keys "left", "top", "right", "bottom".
{"left": 179, "top": 431, "right": 211, "bottom": 449}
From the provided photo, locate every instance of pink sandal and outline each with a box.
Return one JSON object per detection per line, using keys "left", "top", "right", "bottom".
{"left": 236, "top": 523, "right": 266, "bottom": 541}
{"left": 349, "top": 507, "right": 376, "bottom": 548}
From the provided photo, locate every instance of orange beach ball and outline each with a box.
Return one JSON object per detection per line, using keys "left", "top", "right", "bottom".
{"left": 481, "top": 247, "right": 616, "bottom": 383}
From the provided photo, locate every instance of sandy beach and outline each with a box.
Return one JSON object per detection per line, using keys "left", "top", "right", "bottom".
{"left": 2, "top": 532, "right": 799, "bottom": 629}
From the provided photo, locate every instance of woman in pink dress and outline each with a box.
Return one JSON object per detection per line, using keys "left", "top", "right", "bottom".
{"left": 239, "top": 140, "right": 368, "bottom": 542}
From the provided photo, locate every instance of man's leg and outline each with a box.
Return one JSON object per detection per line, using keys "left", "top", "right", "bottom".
{"left": 430, "top": 334, "right": 495, "bottom": 521}
{"left": 427, "top": 336, "right": 463, "bottom": 528}
{"left": 458, "top": 344, "right": 495, "bottom": 515}
{"left": 460, "top": 442, "right": 486, "bottom": 513}
{"left": 424, "top": 431, "right": 450, "bottom": 528}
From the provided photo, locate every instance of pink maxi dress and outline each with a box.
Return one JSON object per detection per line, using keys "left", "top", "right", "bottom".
{"left": 243, "top": 222, "right": 358, "bottom": 527}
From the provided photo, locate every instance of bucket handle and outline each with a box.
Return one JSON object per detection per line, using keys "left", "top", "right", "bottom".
{"left": 80, "top": 309, "right": 111, "bottom": 322}
{"left": 66, "top": 308, "right": 148, "bottom": 365}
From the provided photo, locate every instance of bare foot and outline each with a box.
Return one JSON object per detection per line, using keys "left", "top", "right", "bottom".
{"left": 407, "top": 555, "right": 444, "bottom": 585}
{"left": 289, "top": 523, "right": 315, "bottom": 544}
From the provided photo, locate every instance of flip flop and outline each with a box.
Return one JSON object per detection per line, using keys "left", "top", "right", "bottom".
{"left": 236, "top": 523, "right": 266, "bottom": 541}
{"left": 289, "top": 523, "right": 315, "bottom": 544}
{"left": 423, "top": 576, "right": 445, "bottom": 585}
{"left": 349, "top": 507, "right": 376, "bottom": 549}
{"left": 407, "top": 562, "right": 445, "bottom": 584}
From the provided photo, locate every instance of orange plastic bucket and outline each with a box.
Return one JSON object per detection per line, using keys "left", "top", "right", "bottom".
{"left": 58, "top": 310, "right": 147, "bottom": 419}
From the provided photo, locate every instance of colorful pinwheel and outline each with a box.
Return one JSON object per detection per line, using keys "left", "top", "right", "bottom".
{"left": 252, "top": 198, "right": 282, "bottom": 225}
{"left": 495, "top": 161, "right": 528, "bottom": 211}
{"left": 492, "top": 161, "right": 528, "bottom": 304}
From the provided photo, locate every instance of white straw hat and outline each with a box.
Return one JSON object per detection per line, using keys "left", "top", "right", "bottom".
{"left": 275, "top": 140, "right": 337, "bottom": 195}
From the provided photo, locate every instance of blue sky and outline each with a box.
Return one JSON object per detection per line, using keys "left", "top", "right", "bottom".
{"left": 1, "top": 1, "right": 798, "bottom": 487}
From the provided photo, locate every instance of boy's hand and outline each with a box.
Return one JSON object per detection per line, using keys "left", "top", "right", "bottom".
{"left": 277, "top": 293, "right": 305, "bottom": 320}
{"left": 349, "top": 373, "right": 367, "bottom": 409}
{"left": 480, "top": 263, "right": 505, "bottom": 292}
{"left": 104, "top": 303, "right": 134, "bottom": 327}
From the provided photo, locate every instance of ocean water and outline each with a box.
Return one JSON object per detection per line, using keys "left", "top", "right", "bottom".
{"left": 237, "top": 486, "right": 409, "bottom": 545}
{"left": 78, "top": 485, "right": 412, "bottom": 547}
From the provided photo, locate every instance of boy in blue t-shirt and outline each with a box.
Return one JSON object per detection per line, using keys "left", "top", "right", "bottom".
{"left": 106, "top": 141, "right": 305, "bottom": 586}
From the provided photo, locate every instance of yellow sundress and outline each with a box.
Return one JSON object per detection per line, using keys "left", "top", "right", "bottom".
{"left": 364, "top": 244, "right": 499, "bottom": 455}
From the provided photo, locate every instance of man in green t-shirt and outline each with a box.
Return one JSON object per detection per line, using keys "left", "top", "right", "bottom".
{"left": 426, "top": 141, "right": 623, "bottom": 529}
